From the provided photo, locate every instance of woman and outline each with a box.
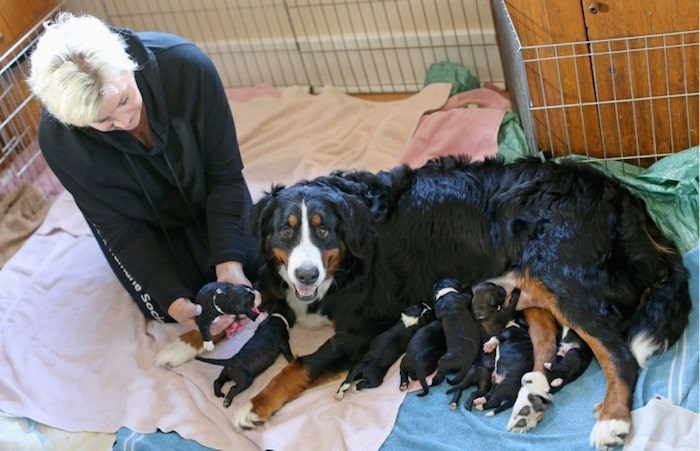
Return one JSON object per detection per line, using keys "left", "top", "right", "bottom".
{"left": 27, "top": 12, "right": 261, "bottom": 335}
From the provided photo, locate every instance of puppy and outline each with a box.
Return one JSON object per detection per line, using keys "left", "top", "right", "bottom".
{"left": 544, "top": 326, "right": 593, "bottom": 393}
{"left": 473, "top": 316, "right": 534, "bottom": 416}
{"left": 431, "top": 278, "right": 481, "bottom": 387}
{"left": 336, "top": 303, "right": 434, "bottom": 398}
{"left": 445, "top": 349, "right": 495, "bottom": 411}
{"left": 472, "top": 282, "right": 521, "bottom": 337}
{"left": 445, "top": 284, "right": 520, "bottom": 410}
{"left": 194, "top": 282, "right": 260, "bottom": 351}
{"left": 197, "top": 312, "right": 294, "bottom": 407}
{"left": 399, "top": 319, "right": 447, "bottom": 397}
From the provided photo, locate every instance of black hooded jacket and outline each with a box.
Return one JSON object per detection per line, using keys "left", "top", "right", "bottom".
{"left": 37, "top": 28, "right": 257, "bottom": 317}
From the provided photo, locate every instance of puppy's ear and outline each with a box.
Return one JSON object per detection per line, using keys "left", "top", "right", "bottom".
{"left": 334, "top": 193, "right": 374, "bottom": 259}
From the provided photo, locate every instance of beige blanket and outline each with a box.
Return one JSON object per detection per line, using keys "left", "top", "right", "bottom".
{"left": 235, "top": 84, "right": 451, "bottom": 200}
{"left": 0, "top": 84, "right": 451, "bottom": 451}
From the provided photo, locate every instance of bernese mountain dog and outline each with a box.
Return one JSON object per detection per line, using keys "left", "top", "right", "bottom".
{"left": 156, "top": 156, "right": 690, "bottom": 449}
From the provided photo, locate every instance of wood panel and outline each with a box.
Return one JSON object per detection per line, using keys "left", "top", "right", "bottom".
{"left": 0, "top": 0, "right": 56, "bottom": 55}
{"left": 583, "top": 0, "right": 699, "bottom": 161}
{"left": 505, "top": 0, "right": 603, "bottom": 157}
{"left": 505, "top": 0, "right": 698, "bottom": 163}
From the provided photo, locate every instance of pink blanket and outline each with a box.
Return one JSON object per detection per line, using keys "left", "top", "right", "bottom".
{"left": 0, "top": 85, "right": 454, "bottom": 450}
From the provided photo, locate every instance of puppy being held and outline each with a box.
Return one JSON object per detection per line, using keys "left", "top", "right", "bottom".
{"left": 194, "top": 282, "right": 260, "bottom": 352}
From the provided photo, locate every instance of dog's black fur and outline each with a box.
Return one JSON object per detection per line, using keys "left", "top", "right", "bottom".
{"left": 475, "top": 316, "right": 534, "bottom": 415}
{"left": 194, "top": 282, "right": 260, "bottom": 351}
{"left": 233, "top": 156, "right": 691, "bottom": 446}
{"left": 336, "top": 303, "right": 434, "bottom": 397}
{"left": 431, "top": 278, "right": 481, "bottom": 387}
{"left": 197, "top": 313, "right": 293, "bottom": 407}
{"left": 545, "top": 326, "right": 594, "bottom": 393}
{"left": 399, "top": 319, "right": 447, "bottom": 396}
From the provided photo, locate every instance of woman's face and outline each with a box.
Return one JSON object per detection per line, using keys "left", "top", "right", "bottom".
{"left": 89, "top": 71, "right": 143, "bottom": 132}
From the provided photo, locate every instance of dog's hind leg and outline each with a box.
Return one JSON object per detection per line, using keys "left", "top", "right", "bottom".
{"left": 575, "top": 328, "right": 637, "bottom": 449}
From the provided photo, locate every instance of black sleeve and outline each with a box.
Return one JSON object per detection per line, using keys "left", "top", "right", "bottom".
{"left": 37, "top": 120, "right": 196, "bottom": 313}
{"left": 183, "top": 43, "right": 254, "bottom": 267}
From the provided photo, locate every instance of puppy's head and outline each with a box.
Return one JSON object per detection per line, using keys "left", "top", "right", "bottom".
{"left": 251, "top": 183, "right": 372, "bottom": 304}
{"left": 471, "top": 282, "right": 508, "bottom": 320}
{"left": 220, "top": 284, "right": 260, "bottom": 320}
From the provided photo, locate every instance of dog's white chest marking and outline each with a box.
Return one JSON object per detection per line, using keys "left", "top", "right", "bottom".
{"left": 278, "top": 264, "right": 333, "bottom": 329}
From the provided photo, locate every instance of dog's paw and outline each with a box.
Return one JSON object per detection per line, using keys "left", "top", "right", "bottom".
{"left": 589, "top": 419, "right": 630, "bottom": 450}
{"left": 506, "top": 371, "right": 552, "bottom": 433}
{"left": 155, "top": 336, "right": 202, "bottom": 368}
{"left": 335, "top": 381, "right": 352, "bottom": 400}
{"left": 202, "top": 341, "right": 215, "bottom": 352}
{"left": 232, "top": 401, "right": 264, "bottom": 431}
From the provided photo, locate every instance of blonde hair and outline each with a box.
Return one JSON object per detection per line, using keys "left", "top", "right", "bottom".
{"left": 27, "top": 12, "right": 137, "bottom": 127}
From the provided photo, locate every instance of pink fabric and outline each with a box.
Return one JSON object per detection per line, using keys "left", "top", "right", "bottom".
{"left": 397, "top": 87, "right": 513, "bottom": 169}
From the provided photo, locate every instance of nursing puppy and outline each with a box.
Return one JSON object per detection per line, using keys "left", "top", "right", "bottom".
{"left": 446, "top": 285, "right": 522, "bottom": 409}
{"left": 195, "top": 282, "right": 260, "bottom": 352}
{"left": 474, "top": 316, "right": 536, "bottom": 416}
{"left": 197, "top": 312, "right": 293, "bottom": 407}
{"left": 446, "top": 350, "right": 496, "bottom": 411}
{"left": 472, "top": 282, "right": 521, "bottom": 337}
{"left": 336, "top": 303, "right": 434, "bottom": 398}
{"left": 399, "top": 319, "right": 447, "bottom": 396}
{"left": 431, "top": 278, "right": 481, "bottom": 387}
{"left": 545, "top": 326, "right": 593, "bottom": 393}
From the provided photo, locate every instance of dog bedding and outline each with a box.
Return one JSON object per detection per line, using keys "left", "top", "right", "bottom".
{"left": 0, "top": 84, "right": 697, "bottom": 451}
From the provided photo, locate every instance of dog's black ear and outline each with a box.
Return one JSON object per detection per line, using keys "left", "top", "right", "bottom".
{"left": 250, "top": 184, "right": 284, "bottom": 254}
{"left": 333, "top": 192, "right": 374, "bottom": 260}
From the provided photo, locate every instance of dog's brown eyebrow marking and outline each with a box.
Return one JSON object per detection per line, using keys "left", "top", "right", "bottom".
{"left": 287, "top": 214, "right": 298, "bottom": 227}
{"left": 311, "top": 214, "right": 322, "bottom": 226}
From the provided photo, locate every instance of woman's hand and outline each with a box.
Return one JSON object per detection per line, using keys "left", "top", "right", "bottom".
{"left": 215, "top": 260, "right": 263, "bottom": 333}
{"left": 216, "top": 260, "right": 262, "bottom": 307}
{"left": 167, "top": 296, "right": 236, "bottom": 335}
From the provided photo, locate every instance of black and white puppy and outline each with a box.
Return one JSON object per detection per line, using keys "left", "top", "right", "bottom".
{"left": 545, "top": 326, "right": 593, "bottom": 393}
{"left": 473, "top": 316, "right": 536, "bottom": 416}
{"left": 399, "top": 319, "right": 447, "bottom": 397}
{"left": 336, "top": 303, "right": 434, "bottom": 398}
{"left": 197, "top": 312, "right": 294, "bottom": 407}
{"left": 431, "top": 278, "right": 481, "bottom": 387}
{"left": 194, "top": 282, "right": 260, "bottom": 352}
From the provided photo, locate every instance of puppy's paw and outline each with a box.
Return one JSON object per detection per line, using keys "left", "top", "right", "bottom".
{"left": 506, "top": 371, "right": 552, "bottom": 433}
{"left": 232, "top": 401, "right": 264, "bottom": 431}
{"left": 589, "top": 419, "right": 630, "bottom": 450}
{"left": 155, "top": 336, "right": 203, "bottom": 368}
{"left": 202, "top": 341, "right": 215, "bottom": 352}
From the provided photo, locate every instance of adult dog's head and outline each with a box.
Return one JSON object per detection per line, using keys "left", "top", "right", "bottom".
{"left": 251, "top": 180, "right": 373, "bottom": 304}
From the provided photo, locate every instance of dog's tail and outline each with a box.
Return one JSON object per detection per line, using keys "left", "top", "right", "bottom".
{"left": 626, "top": 221, "right": 692, "bottom": 368}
